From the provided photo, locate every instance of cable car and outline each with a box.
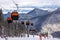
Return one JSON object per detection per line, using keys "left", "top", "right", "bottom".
{"left": 30, "top": 29, "right": 36, "bottom": 32}
{"left": 21, "top": 21, "right": 24, "bottom": 25}
{"left": 26, "top": 21, "right": 30, "bottom": 25}
{"left": 7, "top": 17, "right": 13, "bottom": 23}
{"left": 11, "top": 11, "right": 19, "bottom": 20}
{"left": 31, "top": 23, "right": 33, "bottom": 26}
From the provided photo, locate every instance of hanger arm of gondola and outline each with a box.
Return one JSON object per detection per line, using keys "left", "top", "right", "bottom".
{"left": 11, "top": 0, "right": 19, "bottom": 11}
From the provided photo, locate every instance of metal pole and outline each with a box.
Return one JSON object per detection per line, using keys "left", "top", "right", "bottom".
{"left": 8, "top": 24, "right": 9, "bottom": 36}
{"left": 27, "top": 25, "right": 29, "bottom": 37}
{"left": 33, "top": 31, "right": 34, "bottom": 37}
{"left": 16, "top": 20, "right": 18, "bottom": 36}
{"left": 14, "top": 20, "right": 18, "bottom": 36}
{"left": 15, "top": 21, "right": 17, "bottom": 36}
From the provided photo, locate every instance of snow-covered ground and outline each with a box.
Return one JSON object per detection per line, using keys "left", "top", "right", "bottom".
{"left": 0, "top": 35, "right": 60, "bottom": 40}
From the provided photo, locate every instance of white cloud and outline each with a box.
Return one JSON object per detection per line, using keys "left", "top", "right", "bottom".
{"left": 0, "top": 0, "right": 60, "bottom": 7}
{"left": 19, "top": 8, "right": 34, "bottom": 10}
{"left": 0, "top": 0, "right": 60, "bottom": 14}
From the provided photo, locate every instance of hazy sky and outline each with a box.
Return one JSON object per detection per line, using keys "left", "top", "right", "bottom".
{"left": 0, "top": 0, "right": 60, "bottom": 14}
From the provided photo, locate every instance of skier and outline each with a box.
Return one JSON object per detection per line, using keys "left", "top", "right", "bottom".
{"left": 39, "top": 33, "right": 42, "bottom": 40}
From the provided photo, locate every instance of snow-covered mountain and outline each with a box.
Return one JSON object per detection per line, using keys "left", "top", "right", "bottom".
{"left": 27, "top": 8, "right": 49, "bottom": 17}
{"left": 26, "top": 8, "right": 50, "bottom": 31}
{"left": 41, "top": 8, "right": 60, "bottom": 33}
{"left": 0, "top": 34, "right": 60, "bottom": 40}
{"left": 30, "top": 14, "right": 51, "bottom": 32}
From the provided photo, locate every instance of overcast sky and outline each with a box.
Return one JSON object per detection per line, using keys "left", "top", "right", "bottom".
{"left": 0, "top": 0, "right": 60, "bottom": 14}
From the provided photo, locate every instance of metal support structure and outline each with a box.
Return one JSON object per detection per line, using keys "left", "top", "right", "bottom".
{"left": 27, "top": 25, "right": 29, "bottom": 37}
{"left": 12, "top": 0, "right": 19, "bottom": 11}
{"left": 13, "top": 20, "right": 18, "bottom": 36}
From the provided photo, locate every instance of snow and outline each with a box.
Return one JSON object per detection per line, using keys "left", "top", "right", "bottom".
{"left": 0, "top": 35, "right": 60, "bottom": 40}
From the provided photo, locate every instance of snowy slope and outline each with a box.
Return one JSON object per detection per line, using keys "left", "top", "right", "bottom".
{"left": 0, "top": 35, "right": 60, "bottom": 40}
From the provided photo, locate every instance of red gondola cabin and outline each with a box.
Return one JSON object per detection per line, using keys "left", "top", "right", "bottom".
{"left": 11, "top": 11, "right": 19, "bottom": 20}
{"left": 7, "top": 17, "right": 13, "bottom": 23}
